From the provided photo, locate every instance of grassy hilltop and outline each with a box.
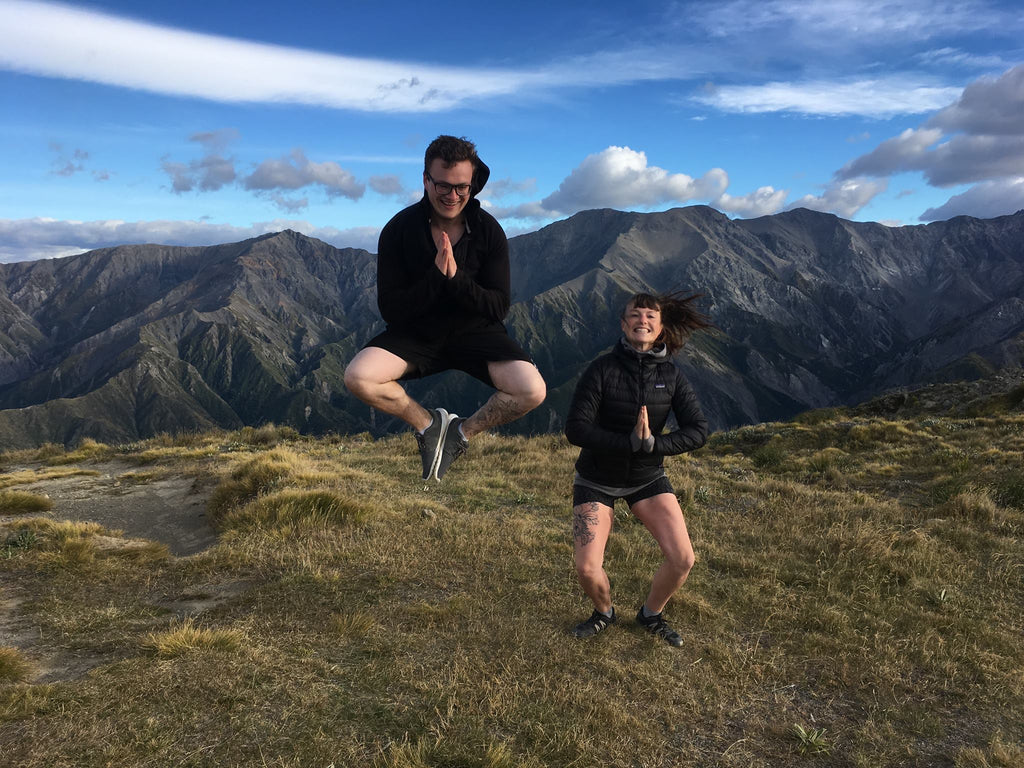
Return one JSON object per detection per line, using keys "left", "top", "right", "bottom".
{"left": 1, "top": 402, "right": 1022, "bottom": 767}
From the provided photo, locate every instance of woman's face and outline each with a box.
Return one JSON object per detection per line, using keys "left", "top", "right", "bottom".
{"left": 621, "top": 301, "right": 663, "bottom": 351}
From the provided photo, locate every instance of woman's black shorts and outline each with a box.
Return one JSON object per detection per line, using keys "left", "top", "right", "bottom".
{"left": 572, "top": 475, "right": 674, "bottom": 509}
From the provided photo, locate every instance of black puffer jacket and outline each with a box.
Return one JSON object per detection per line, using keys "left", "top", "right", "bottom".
{"left": 565, "top": 339, "right": 708, "bottom": 487}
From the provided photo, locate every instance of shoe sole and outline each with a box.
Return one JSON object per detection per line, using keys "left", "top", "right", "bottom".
{"left": 433, "top": 416, "right": 466, "bottom": 482}
{"left": 426, "top": 410, "right": 456, "bottom": 482}
{"left": 421, "top": 409, "right": 451, "bottom": 481}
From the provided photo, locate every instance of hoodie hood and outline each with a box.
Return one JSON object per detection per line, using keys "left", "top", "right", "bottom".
{"left": 472, "top": 157, "right": 490, "bottom": 196}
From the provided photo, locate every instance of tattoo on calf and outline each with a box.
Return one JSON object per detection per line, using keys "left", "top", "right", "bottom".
{"left": 573, "top": 502, "right": 601, "bottom": 546}
{"left": 470, "top": 393, "right": 524, "bottom": 432}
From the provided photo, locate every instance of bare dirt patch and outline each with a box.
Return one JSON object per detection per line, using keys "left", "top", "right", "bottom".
{"left": 5, "top": 460, "right": 218, "bottom": 556}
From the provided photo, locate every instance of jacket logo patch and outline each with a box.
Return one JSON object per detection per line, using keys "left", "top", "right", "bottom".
{"left": 655, "top": 384, "right": 666, "bottom": 389}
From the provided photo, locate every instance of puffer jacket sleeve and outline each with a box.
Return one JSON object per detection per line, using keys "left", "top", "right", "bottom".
{"left": 565, "top": 358, "right": 633, "bottom": 454}
{"left": 652, "top": 369, "right": 708, "bottom": 455}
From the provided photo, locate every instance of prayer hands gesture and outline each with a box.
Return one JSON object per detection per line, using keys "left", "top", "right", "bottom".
{"left": 634, "top": 405, "right": 651, "bottom": 442}
{"left": 434, "top": 231, "right": 457, "bottom": 278}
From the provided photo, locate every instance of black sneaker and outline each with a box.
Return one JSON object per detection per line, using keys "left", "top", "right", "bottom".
{"left": 434, "top": 416, "right": 468, "bottom": 481}
{"left": 415, "top": 408, "right": 450, "bottom": 481}
{"left": 636, "top": 607, "right": 683, "bottom": 647}
{"left": 571, "top": 608, "right": 617, "bottom": 639}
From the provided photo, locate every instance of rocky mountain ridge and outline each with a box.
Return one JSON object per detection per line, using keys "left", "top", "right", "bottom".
{"left": 1, "top": 206, "right": 1022, "bottom": 448}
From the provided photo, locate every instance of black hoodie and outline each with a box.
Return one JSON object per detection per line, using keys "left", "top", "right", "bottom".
{"left": 375, "top": 159, "right": 509, "bottom": 338}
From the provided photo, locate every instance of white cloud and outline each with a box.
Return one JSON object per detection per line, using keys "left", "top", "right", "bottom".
{"left": 270, "top": 195, "right": 309, "bottom": 214}
{"left": 789, "top": 177, "right": 889, "bottom": 218}
{"left": 0, "top": 217, "right": 381, "bottom": 262}
{"left": 243, "top": 149, "right": 365, "bottom": 199}
{"left": 0, "top": 1, "right": 696, "bottom": 113}
{"left": 714, "top": 186, "right": 788, "bottom": 218}
{"left": 928, "top": 63, "right": 1024, "bottom": 136}
{"left": 482, "top": 177, "right": 537, "bottom": 199}
{"left": 920, "top": 178, "right": 1024, "bottom": 221}
{"left": 694, "top": 79, "right": 961, "bottom": 118}
{"left": 694, "top": 0, "right": 1014, "bottom": 43}
{"left": 832, "top": 64, "right": 1024, "bottom": 219}
{"left": 368, "top": 175, "right": 405, "bottom": 197}
{"left": 838, "top": 128, "right": 945, "bottom": 178}
{"left": 538, "top": 146, "right": 728, "bottom": 217}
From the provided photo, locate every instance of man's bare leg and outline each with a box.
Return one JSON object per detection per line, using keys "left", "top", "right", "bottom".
{"left": 343, "top": 347, "right": 431, "bottom": 431}
{"left": 462, "top": 360, "right": 546, "bottom": 438}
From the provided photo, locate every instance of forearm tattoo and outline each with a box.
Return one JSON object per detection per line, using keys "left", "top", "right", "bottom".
{"left": 573, "top": 502, "right": 601, "bottom": 546}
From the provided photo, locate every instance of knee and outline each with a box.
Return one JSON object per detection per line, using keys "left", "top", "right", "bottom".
{"left": 575, "top": 558, "right": 604, "bottom": 583}
{"left": 342, "top": 363, "right": 364, "bottom": 395}
{"left": 521, "top": 372, "right": 547, "bottom": 411}
{"left": 668, "top": 548, "right": 695, "bottom": 578}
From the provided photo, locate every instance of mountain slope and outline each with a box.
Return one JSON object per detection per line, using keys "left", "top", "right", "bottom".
{"left": 1, "top": 209, "right": 1023, "bottom": 448}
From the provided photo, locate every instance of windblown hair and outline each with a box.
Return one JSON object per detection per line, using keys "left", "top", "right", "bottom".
{"left": 624, "top": 291, "right": 713, "bottom": 354}
{"left": 424, "top": 135, "right": 479, "bottom": 174}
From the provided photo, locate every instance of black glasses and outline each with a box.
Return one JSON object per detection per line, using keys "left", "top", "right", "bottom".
{"left": 426, "top": 172, "right": 471, "bottom": 198}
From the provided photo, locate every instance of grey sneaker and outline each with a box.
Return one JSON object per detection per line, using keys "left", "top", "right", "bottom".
{"left": 571, "top": 608, "right": 617, "bottom": 639}
{"left": 434, "top": 416, "right": 468, "bottom": 481}
{"left": 636, "top": 606, "right": 683, "bottom": 647}
{"left": 414, "top": 408, "right": 450, "bottom": 480}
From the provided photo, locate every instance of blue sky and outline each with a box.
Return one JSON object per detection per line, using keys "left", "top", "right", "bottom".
{"left": 1, "top": 0, "right": 1023, "bottom": 262}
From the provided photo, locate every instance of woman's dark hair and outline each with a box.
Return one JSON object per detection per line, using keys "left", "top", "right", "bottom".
{"left": 624, "top": 291, "right": 713, "bottom": 354}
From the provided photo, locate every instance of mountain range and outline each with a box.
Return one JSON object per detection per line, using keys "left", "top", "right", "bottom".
{"left": 1, "top": 205, "right": 1022, "bottom": 448}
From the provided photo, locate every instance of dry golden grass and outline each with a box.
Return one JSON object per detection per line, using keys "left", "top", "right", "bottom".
{"left": 0, "top": 489, "right": 53, "bottom": 514}
{"left": 0, "top": 413, "right": 1021, "bottom": 767}
{"left": 142, "top": 618, "right": 245, "bottom": 658}
{"left": 0, "top": 648, "right": 33, "bottom": 683}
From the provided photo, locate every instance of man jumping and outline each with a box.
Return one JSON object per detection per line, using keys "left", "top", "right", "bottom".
{"left": 344, "top": 135, "right": 546, "bottom": 481}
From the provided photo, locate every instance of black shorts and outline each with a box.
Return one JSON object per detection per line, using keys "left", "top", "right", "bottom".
{"left": 365, "top": 324, "right": 532, "bottom": 388}
{"left": 572, "top": 476, "right": 674, "bottom": 509}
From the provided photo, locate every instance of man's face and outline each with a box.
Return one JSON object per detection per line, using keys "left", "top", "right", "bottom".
{"left": 424, "top": 159, "right": 474, "bottom": 221}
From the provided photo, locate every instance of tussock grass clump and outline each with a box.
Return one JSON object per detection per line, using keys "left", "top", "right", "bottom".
{"left": 223, "top": 423, "right": 301, "bottom": 450}
{"left": 45, "top": 438, "right": 111, "bottom": 465}
{"left": 8, "top": 518, "right": 103, "bottom": 567}
{"left": 0, "top": 647, "right": 33, "bottom": 682}
{"left": 0, "top": 489, "right": 53, "bottom": 514}
{"left": 0, "top": 466, "right": 99, "bottom": 490}
{"left": 945, "top": 489, "right": 1000, "bottom": 525}
{"left": 207, "top": 448, "right": 314, "bottom": 521}
{"left": 143, "top": 618, "right": 244, "bottom": 657}
{"left": 220, "top": 489, "right": 373, "bottom": 534}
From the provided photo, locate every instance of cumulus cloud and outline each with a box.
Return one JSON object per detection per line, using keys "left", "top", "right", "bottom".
{"left": 928, "top": 63, "right": 1024, "bottom": 135}
{"left": 833, "top": 64, "right": 1024, "bottom": 220}
{"left": 161, "top": 131, "right": 238, "bottom": 193}
{"left": 368, "top": 175, "right": 405, "bottom": 197}
{"left": 789, "top": 177, "right": 889, "bottom": 219}
{"left": 483, "top": 177, "right": 537, "bottom": 199}
{"left": 0, "top": 217, "right": 381, "bottom": 263}
{"left": 694, "top": 79, "right": 961, "bottom": 118}
{"left": 714, "top": 186, "right": 788, "bottom": 218}
{"left": 920, "top": 178, "right": 1024, "bottom": 221}
{"left": 270, "top": 195, "right": 309, "bottom": 213}
{"left": 534, "top": 146, "right": 728, "bottom": 218}
{"left": 243, "top": 149, "right": 364, "bottom": 200}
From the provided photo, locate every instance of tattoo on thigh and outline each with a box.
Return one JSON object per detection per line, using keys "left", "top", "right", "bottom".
{"left": 573, "top": 502, "right": 601, "bottom": 546}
